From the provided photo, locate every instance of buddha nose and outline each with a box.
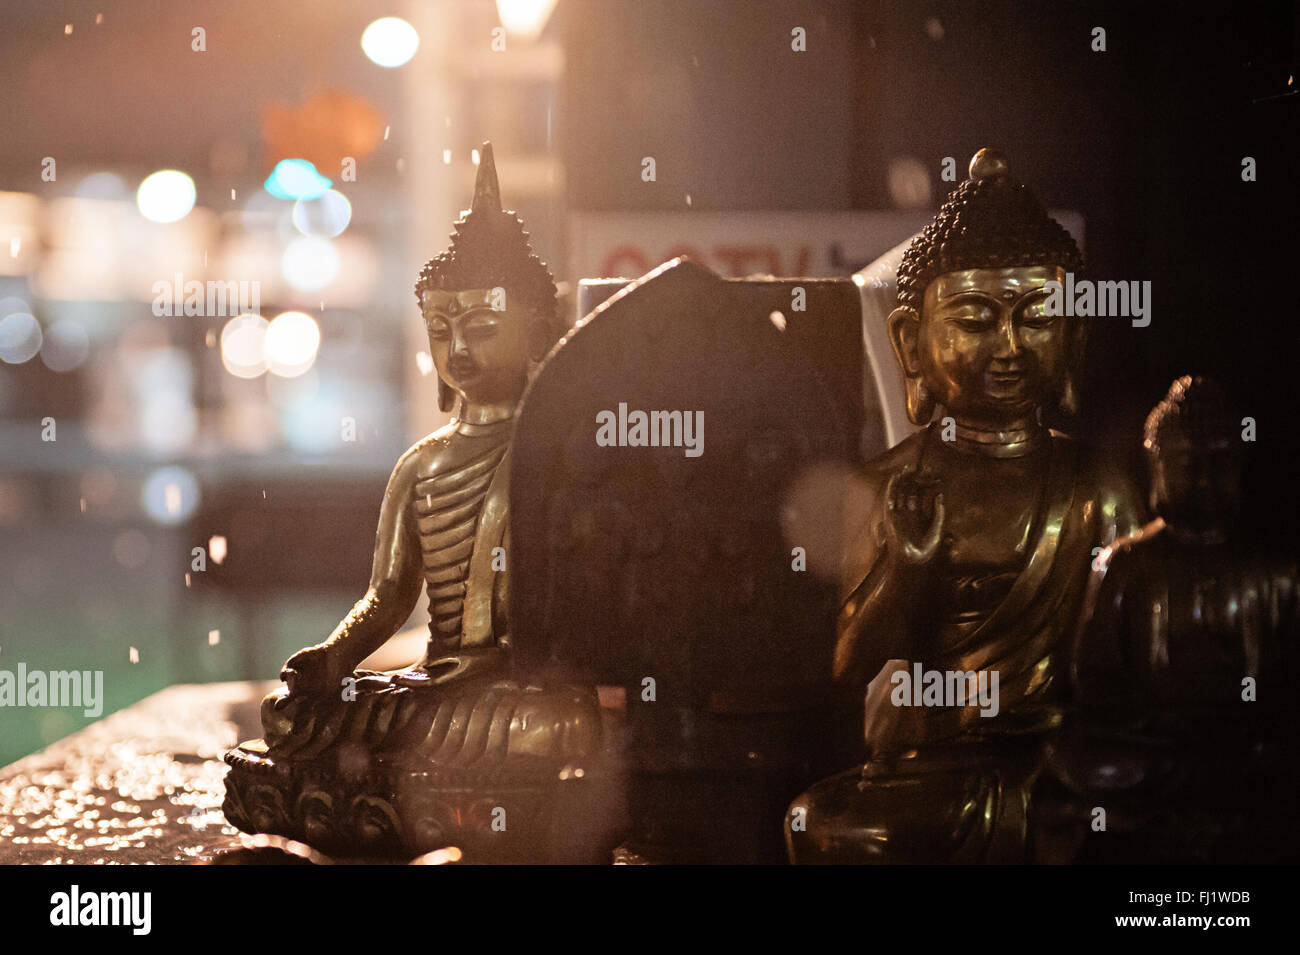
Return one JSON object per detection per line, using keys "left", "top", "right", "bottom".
{"left": 450, "top": 329, "right": 471, "bottom": 358}
{"left": 995, "top": 313, "right": 1023, "bottom": 358}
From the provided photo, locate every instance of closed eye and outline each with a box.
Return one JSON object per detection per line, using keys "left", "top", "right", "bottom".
{"left": 1018, "top": 291, "right": 1057, "bottom": 327}
{"left": 940, "top": 293, "right": 998, "bottom": 330}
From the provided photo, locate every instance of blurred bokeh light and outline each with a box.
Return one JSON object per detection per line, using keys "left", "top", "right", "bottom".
{"left": 496, "top": 0, "right": 559, "bottom": 40}
{"left": 140, "top": 465, "right": 200, "bottom": 525}
{"left": 136, "top": 170, "right": 197, "bottom": 224}
{"left": 75, "top": 172, "right": 129, "bottom": 201}
{"left": 220, "top": 313, "right": 270, "bottom": 378}
{"left": 38, "top": 319, "right": 90, "bottom": 372}
{"left": 281, "top": 236, "right": 340, "bottom": 292}
{"left": 263, "top": 158, "right": 333, "bottom": 201}
{"left": 0, "top": 311, "right": 42, "bottom": 363}
{"left": 361, "top": 17, "right": 419, "bottom": 68}
{"left": 292, "top": 189, "right": 352, "bottom": 238}
{"left": 265, "top": 310, "right": 321, "bottom": 378}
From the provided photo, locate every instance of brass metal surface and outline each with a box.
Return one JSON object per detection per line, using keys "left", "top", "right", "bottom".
{"left": 787, "top": 149, "right": 1145, "bottom": 864}
{"left": 222, "top": 144, "right": 613, "bottom": 862}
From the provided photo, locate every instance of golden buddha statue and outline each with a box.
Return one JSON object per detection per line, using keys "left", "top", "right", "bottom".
{"left": 785, "top": 148, "right": 1145, "bottom": 863}
{"left": 1034, "top": 376, "right": 1300, "bottom": 863}
{"left": 223, "top": 144, "right": 607, "bottom": 861}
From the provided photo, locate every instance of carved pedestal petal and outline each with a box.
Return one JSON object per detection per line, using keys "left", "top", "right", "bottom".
{"left": 224, "top": 743, "right": 616, "bottom": 862}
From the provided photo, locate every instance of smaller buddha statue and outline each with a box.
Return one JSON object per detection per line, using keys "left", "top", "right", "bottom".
{"left": 1034, "top": 376, "right": 1300, "bottom": 863}
{"left": 223, "top": 144, "right": 610, "bottom": 862}
{"left": 786, "top": 149, "right": 1146, "bottom": 864}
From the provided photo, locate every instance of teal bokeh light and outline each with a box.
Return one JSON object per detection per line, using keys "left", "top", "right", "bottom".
{"left": 263, "top": 159, "right": 333, "bottom": 201}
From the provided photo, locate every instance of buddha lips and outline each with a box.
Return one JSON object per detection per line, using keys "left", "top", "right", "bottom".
{"left": 595, "top": 403, "right": 704, "bottom": 458}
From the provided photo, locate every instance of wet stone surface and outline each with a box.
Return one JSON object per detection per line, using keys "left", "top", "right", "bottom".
{"left": 0, "top": 682, "right": 273, "bottom": 864}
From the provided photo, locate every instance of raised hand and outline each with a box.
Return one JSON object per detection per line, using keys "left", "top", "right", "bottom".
{"left": 882, "top": 468, "right": 946, "bottom": 566}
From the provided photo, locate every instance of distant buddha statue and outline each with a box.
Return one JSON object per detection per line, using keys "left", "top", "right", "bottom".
{"left": 1034, "top": 376, "right": 1300, "bottom": 863}
{"left": 224, "top": 144, "right": 607, "bottom": 861}
{"left": 786, "top": 149, "right": 1145, "bottom": 863}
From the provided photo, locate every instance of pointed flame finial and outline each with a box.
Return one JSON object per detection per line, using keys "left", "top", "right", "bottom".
{"left": 471, "top": 141, "right": 502, "bottom": 214}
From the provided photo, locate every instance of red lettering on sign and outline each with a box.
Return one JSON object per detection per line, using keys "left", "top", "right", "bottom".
{"left": 597, "top": 243, "right": 816, "bottom": 279}
{"left": 793, "top": 246, "right": 811, "bottom": 275}
{"left": 600, "top": 245, "right": 652, "bottom": 278}
{"left": 714, "top": 245, "right": 767, "bottom": 277}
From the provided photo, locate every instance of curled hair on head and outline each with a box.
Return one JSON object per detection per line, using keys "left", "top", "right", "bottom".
{"left": 413, "top": 142, "right": 563, "bottom": 361}
{"left": 895, "top": 149, "right": 1083, "bottom": 313}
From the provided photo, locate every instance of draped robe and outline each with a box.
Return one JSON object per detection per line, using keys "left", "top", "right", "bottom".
{"left": 790, "top": 431, "right": 1143, "bottom": 863}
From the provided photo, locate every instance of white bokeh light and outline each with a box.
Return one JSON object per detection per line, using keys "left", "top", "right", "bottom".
{"left": 0, "top": 312, "right": 42, "bottom": 364}
{"left": 496, "top": 0, "right": 559, "bottom": 40}
{"left": 39, "top": 320, "right": 90, "bottom": 372}
{"left": 136, "top": 170, "right": 197, "bottom": 223}
{"left": 361, "top": 17, "right": 419, "bottom": 68}
{"left": 76, "top": 171, "right": 128, "bottom": 200}
{"left": 0, "top": 296, "right": 31, "bottom": 318}
{"left": 282, "top": 236, "right": 340, "bottom": 292}
{"left": 220, "top": 313, "right": 269, "bottom": 378}
{"left": 141, "top": 466, "right": 200, "bottom": 525}
{"left": 292, "top": 189, "right": 352, "bottom": 238}
{"left": 265, "top": 310, "right": 321, "bottom": 378}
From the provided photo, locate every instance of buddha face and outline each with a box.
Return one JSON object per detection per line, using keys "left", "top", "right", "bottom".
{"left": 420, "top": 288, "right": 531, "bottom": 406}
{"left": 889, "top": 265, "right": 1077, "bottom": 426}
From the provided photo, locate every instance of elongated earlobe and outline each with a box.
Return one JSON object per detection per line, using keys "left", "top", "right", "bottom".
{"left": 905, "top": 377, "right": 936, "bottom": 425}
{"left": 887, "top": 306, "right": 934, "bottom": 425}
{"left": 437, "top": 376, "right": 455, "bottom": 413}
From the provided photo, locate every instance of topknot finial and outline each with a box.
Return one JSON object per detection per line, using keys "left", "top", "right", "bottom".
{"left": 471, "top": 141, "right": 501, "bottom": 214}
{"left": 968, "top": 147, "right": 1009, "bottom": 181}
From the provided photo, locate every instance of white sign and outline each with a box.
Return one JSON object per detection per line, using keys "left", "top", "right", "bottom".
{"left": 569, "top": 210, "right": 1084, "bottom": 281}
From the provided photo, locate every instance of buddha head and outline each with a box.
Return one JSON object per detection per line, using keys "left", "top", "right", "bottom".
{"left": 889, "top": 148, "right": 1085, "bottom": 429}
{"left": 1144, "top": 375, "right": 1241, "bottom": 535}
{"left": 414, "top": 142, "right": 562, "bottom": 413}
